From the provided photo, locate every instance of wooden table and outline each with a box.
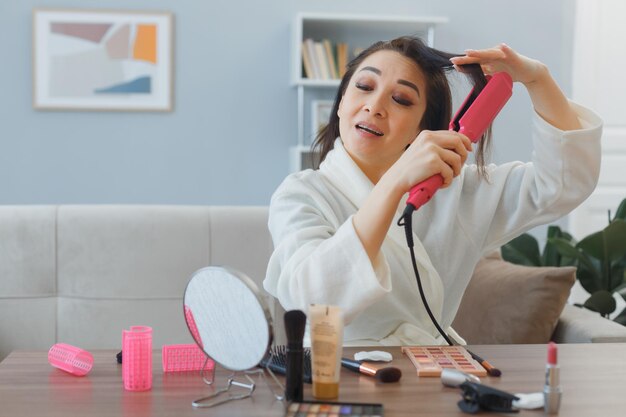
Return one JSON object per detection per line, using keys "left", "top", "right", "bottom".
{"left": 1, "top": 344, "right": 625, "bottom": 416}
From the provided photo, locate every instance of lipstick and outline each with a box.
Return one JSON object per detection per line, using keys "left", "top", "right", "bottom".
{"left": 544, "top": 342, "right": 562, "bottom": 414}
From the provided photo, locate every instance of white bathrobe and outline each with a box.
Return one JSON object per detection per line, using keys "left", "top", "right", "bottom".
{"left": 264, "top": 102, "right": 602, "bottom": 346}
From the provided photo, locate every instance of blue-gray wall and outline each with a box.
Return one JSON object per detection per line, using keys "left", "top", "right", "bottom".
{"left": 0, "top": 0, "right": 575, "bottom": 205}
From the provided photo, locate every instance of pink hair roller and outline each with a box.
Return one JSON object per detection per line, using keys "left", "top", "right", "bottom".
{"left": 184, "top": 305, "right": 203, "bottom": 348}
{"left": 122, "top": 326, "right": 153, "bottom": 391}
{"left": 48, "top": 343, "right": 94, "bottom": 376}
{"left": 162, "top": 344, "right": 215, "bottom": 373}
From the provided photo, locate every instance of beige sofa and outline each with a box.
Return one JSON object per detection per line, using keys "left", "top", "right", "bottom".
{"left": 2, "top": 205, "right": 625, "bottom": 361}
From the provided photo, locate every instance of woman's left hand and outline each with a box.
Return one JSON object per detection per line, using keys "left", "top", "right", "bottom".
{"left": 449, "top": 43, "right": 547, "bottom": 86}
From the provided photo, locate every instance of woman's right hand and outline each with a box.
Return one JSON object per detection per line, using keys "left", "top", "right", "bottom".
{"left": 386, "top": 129, "right": 472, "bottom": 193}
{"left": 354, "top": 128, "right": 470, "bottom": 264}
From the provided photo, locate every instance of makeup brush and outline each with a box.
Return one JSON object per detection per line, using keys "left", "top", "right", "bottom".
{"left": 466, "top": 349, "right": 502, "bottom": 377}
{"left": 284, "top": 310, "right": 307, "bottom": 401}
{"left": 341, "top": 358, "right": 402, "bottom": 383}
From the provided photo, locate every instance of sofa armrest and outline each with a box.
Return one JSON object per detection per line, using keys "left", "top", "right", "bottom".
{"left": 552, "top": 304, "right": 626, "bottom": 343}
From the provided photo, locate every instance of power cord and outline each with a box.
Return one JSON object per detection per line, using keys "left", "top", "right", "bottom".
{"left": 398, "top": 208, "right": 454, "bottom": 346}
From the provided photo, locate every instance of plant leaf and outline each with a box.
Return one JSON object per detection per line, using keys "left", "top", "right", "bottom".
{"left": 604, "top": 220, "right": 626, "bottom": 261}
{"left": 561, "top": 231, "right": 576, "bottom": 245}
{"left": 577, "top": 264, "right": 602, "bottom": 294}
{"left": 583, "top": 290, "right": 616, "bottom": 315}
{"left": 610, "top": 264, "right": 626, "bottom": 292}
{"left": 576, "top": 230, "right": 604, "bottom": 260}
{"left": 542, "top": 226, "right": 563, "bottom": 266}
{"left": 548, "top": 237, "right": 578, "bottom": 257}
{"left": 501, "top": 234, "right": 541, "bottom": 266}
{"left": 549, "top": 238, "right": 599, "bottom": 273}
{"left": 614, "top": 198, "right": 626, "bottom": 221}
{"left": 578, "top": 220, "right": 626, "bottom": 262}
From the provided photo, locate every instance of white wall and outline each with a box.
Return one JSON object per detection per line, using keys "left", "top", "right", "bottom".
{"left": 568, "top": 0, "right": 626, "bottom": 317}
{"left": 0, "top": 0, "right": 576, "bottom": 205}
{"left": 570, "top": 0, "right": 626, "bottom": 238}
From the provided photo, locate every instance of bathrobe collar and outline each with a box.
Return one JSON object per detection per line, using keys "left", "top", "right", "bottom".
{"left": 319, "top": 138, "right": 417, "bottom": 249}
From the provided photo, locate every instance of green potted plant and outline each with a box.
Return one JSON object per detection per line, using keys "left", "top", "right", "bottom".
{"left": 501, "top": 198, "right": 626, "bottom": 325}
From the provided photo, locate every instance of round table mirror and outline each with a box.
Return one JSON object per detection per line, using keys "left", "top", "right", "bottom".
{"left": 183, "top": 266, "right": 273, "bottom": 372}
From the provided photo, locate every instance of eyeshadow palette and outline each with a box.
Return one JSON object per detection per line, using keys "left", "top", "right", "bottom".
{"left": 401, "top": 346, "right": 487, "bottom": 377}
{"left": 285, "top": 401, "right": 383, "bottom": 417}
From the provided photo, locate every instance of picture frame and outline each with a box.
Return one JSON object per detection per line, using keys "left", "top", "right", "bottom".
{"left": 32, "top": 8, "right": 174, "bottom": 111}
{"left": 311, "top": 100, "right": 334, "bottom": 138}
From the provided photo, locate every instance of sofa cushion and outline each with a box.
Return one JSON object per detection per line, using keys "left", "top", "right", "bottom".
{"left": 452, "top": 252, "right": 576, "bottom": 344}
{"left": 0, "top": 206, "right": 56, "bottom": 297}
{"left": 57, "top": 205, "right": 211, "bottom": 298}
{"left": 553, "top": 304, "right": 626, "bottom": 343}
{"left": 0, "top": 206, "right": 57, "bottom": 360}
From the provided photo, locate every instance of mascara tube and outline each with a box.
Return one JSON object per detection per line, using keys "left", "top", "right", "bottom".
{"left": 284, "top": 310, "right": 306, "bottom": 402}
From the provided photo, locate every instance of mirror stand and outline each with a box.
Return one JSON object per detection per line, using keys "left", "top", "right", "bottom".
{"left": 192, "top": 366, "right": 285, "bottom": 408}
{"left": 201, "top": 356, "right": 215, "bottom": 386}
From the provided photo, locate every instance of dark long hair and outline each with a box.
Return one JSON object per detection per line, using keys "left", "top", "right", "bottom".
{"left": 312, "top": 36, "right": 491, "bottom": 177}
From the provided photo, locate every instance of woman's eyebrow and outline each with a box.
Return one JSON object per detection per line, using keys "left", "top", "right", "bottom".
{"left": 398, "top": 79, "right": 420, "bottom": 97}
{"left": 358, "top": 66, "right": 420, "bottom": 97}
{"left": 360, "top": 66, "right": 381, "bottom": 75}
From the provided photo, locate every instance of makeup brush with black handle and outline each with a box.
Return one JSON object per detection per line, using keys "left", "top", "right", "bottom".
{"left": 284, "top": 310, "right": 307, "bottom": 401}
{"left": 341, "top": 358, "right": 402, "bottom": 383}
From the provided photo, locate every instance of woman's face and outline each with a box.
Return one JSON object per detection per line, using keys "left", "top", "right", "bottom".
{"left": 338, "top": 50, "right": 427, "bottom": 179}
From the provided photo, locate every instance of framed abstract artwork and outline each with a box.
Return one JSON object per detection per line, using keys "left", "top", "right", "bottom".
{"left": 33, "top": 9, "right": 174, "bottom": 111}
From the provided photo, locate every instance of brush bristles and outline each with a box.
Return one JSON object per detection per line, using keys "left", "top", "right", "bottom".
{"left": 284, "top": 310, "right": 307, "bottom": 344}
{"left": 376, "top": 367, "right": 402, "bottom": 383}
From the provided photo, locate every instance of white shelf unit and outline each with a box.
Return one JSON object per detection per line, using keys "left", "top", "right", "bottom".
{"left": 291, "top": 13, "right": 448, "bottom": 172}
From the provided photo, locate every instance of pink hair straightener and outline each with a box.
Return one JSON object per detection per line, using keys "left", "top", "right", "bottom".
{"left": 403, "top": 72, "right": 513, "bottom": 215}
{"left": 397, "top": 72, "right": 513, "bottom": 352}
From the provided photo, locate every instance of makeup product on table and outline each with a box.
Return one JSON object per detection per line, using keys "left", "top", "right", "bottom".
{"left": 465, "top": 349, "right": 502, "bottom": 376}
{"left": 354, "top": 351, "right": 393, "bottom": 362}
{"left": 440, "top": 368, "right": 481, "bottom": 387}
{"left": 285, "top": 401, "right": 384, "bottom": 417}
{"left": 284, "top": 310, "right": 307, "bottom": 402}
{"left": 544, "top": 342, "right": 562, "bottom": 414}
{"left": 161, "top": 344, "right": 215, "bottom": 373}
{"left": 402, "top": 346, "right": 487, "bottom": 377}
{"left": 48, "top": 343, "right": 94, "bottom": 376}
{"left": 340, "top": 358, "right": 402, "bottom": 383}
{"left": 309, "top": 304, "right": 344, "bottom": 399}
{"left": 513, "top": 393, "right": 545, "bottom": 410}
{"left": 259, "top": 345, "right": 313, "bottom": 383}
{"left": 466, "top": 349, "right": 502, "bottom": 377}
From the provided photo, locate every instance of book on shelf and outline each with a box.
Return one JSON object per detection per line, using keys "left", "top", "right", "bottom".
{"left": 337, "top": 42, "right": 348, "bottom": 78}
{"left": 302, "top": 39, "right": 320, "bottom": 79}
{"left": 301, "top": 41, "right": 314, "bottom": 79}
{"left": 323, "top": 39, "right": 338, "bottom": 79}
{"left": 314, "top": 42, "right": 330, "bottom": 80}
{"left": 301, "top": 38, "right": 349, "bottom": 81}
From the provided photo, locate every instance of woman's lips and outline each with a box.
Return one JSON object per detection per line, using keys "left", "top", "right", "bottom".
{"left": 356, "top": 122, "right": 384, "bottom": 137}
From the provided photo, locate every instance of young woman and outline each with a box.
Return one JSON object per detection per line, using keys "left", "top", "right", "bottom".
{"left": 264, "top": 37, "right": 602, "bottom": 346}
